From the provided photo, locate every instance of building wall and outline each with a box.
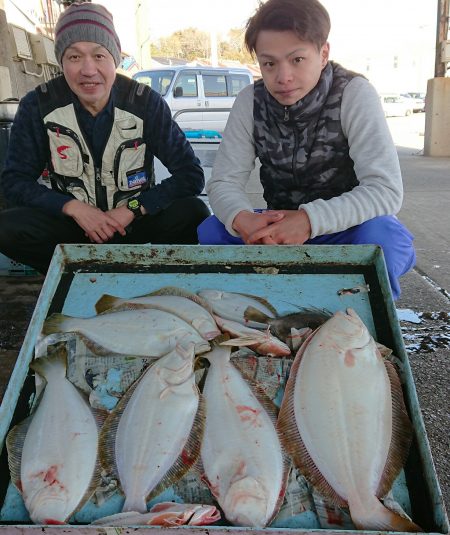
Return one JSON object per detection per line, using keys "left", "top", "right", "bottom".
{"left": 0, "top": 7, "right": 60, "bottom": 101}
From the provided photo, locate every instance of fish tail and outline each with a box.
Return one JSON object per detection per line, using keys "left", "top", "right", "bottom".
{"left": 351, "top": 497, "right": 422, "bottom": 532}
{"left": 30, "top": 345, "right": 67, "bottom": 380}
{"left": 95, "top": 294, "right": 119, "bottom": 314}
{"left": 42, "top": 313, "right": 72, "bottom": 336}
{"left": 122, "top": 495, "right": 147, "bottom": 514}
{"left": 204, "top": 344, "right": 231, "bottom": 363}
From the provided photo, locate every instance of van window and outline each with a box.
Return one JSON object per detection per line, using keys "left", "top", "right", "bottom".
{"left": 203, "top": 75, "right": 227, "bottom": 97}
{"left": 174, "top": 72, "right": 198, "bottom": 97}
{"left": 229, "top": 74, "right": 252, "bottom": 96}
{"left": 133, "top": 70, "right": 174, "bottom": 96}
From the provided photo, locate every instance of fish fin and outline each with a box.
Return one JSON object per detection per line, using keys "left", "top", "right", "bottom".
{"left": 80, "top": 335, "right": 116, "bottom": 356}
{"left": 41, "top": 313, "right": 70, "bottom": 336}
{"left": 210, "top": 333, "right": 232, "bottom": 346}
{"left": 376, "top": 360, "right": 414, "bottom": 498}
{"left": 6, "top": 416, "right": 33, "bottom": 493}
{"left": 99, "top": 302, "right": 149, "bottom": 314}
{"left": 150, "top": 286, "right": 216, "bottom": 315}
{"left": 243, "top": 305, "right": 273, "bottom": 325}
{"left": 148, "top": 286, "right": 192, "bottom": 297}
{"left": 232, "top": 352, "right": 290, "bottom": 400}
{"left": 220, "top": 334, "right": 264, "bottom": 347}
{"left": 94, "top": 294, "right": 120, "bottom": 314}
{"left": 351, "top": 496, "right": 421, "bottom": 531}
{"left": 147, "top": 391, "right": 206, "bottom": 502}
{"left": 376, "top": 342, "right": 393, "bottom": 359}
{"left": 238, "top": 292, "right": 278, "bottom": 317}
{"left": 277, "top": 339, "right": 347, "bottom": 508}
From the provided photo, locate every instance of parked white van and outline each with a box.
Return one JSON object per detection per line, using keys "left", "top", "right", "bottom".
{"left": 132, "top": 66, "right": 253, "bottom": 133}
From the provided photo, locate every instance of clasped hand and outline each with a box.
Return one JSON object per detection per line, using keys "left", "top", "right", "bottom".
{"left": 62, "top": 199, "right": 133, "bottom": 243}
{"left": 232, "top": 209, "right": 312, "bottom": 245}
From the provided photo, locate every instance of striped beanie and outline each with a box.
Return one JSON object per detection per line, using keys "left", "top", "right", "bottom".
{"left": 54, "top": 2, "right": 121, "bottom": 67}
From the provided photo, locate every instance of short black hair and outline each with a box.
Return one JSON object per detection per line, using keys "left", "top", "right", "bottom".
{"left": 245, "top": 0, "right": 331, "bottom": 54}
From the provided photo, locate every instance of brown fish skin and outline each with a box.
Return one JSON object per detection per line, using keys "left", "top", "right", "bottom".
{"left": 268, "top": 308, "right": 331, "bottom": 342}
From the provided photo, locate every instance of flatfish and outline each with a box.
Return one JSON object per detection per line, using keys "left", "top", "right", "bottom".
{"left": 6, "top": 347, "right": 99, "bottom": 524}
{"left": 197, "top": 289, "right": 277, "bottom": 329}
{"left": 95, "top": 287, "right": 220, "bottom": 340}
{"left": 100, "top": 342, "right": 204, "bottom": 513}
{"left": 277, "top": 308, "right": 421, "bottom": 531}
{"left": 201, "top": 345, "right": 288, "bottom": 527}
{"left": 43, "top": 308, "right": 210, "bottom": 356}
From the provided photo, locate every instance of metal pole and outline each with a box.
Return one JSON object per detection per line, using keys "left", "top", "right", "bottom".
{"left": 435, "top": 0, "right": 450, "bottom": 77}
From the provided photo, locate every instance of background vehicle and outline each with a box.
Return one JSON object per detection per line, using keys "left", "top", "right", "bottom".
{"left": 401, "top": 92, "right": 426, "bottom": 113}
{"left": 133, "top": 66, "right": 253, "bottom": 132}
{"left": 380, "top": 94, "right": 414, "bottom": 117}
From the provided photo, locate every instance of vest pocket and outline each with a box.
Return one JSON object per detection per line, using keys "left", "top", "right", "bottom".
{"left": 50, "top": 175, "right": 91, "bottom": 204}
{"left": 46, "top": 124, "right": 85, "bottom": 177}
{"left": 114, "top": 139, "right": 147, "bottom": 191}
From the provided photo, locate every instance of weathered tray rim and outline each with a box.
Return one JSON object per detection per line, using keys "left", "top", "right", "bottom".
{"left": 0, "top": 243, "right": 448, "bottom": 534}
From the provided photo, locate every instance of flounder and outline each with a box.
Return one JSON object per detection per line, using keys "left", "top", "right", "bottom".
{"left": 43, "top": 308, "right": 210, "bottom": 356}
{"left": 100, "top": 342, "right": 204, "bottom": 512}
{"left": 201, "top": 344, "right": 289, "bottom": 527}
{"left": 6, "top": 347, "right": 99, "bottom": 524}
{"left": 277, "top": 308, "right": 421, "bottom": 531}
{"left": 94, "top": 286, "right": 220, "bottom": 340}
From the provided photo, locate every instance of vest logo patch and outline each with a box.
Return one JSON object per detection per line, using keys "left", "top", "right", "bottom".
{"left": 57, "top": 145, "right": 71, "bottom": 159}
{"left": 127, "top": 170, "right": 147, "bottom": 188}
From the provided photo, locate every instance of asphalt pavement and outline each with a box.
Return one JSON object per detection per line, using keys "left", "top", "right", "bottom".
{"left": 388, "top": 113, "right": 450, "bottom": 520}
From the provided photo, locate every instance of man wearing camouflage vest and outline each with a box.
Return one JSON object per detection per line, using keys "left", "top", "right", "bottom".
{"left": 198, "top": 0, "right": 416, "bottom": 299}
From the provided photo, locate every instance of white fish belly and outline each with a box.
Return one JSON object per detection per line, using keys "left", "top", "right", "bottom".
{"left": 62, "top": 309, "right": 207, "bottom": 355}
{"left": 21, "top": 377, "right": 98, "bottom": 523}
{"left": 115, "top": 295, "right": 219, "bottom": 340}
{"left": 116, "top": 350, "right": 199, "bottom": 511}
{"left": 201, "top": 349, "right": 283, "bottom": 526}
{"left": 294, "top": 325, "right": 392, "bottom": 502}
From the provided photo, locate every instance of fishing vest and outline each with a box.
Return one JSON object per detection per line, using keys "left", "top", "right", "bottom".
{"left": 37, "top": 74, "right": 153, "bottom": 210}
{"left": 253, "top": 62, "right": 361, "bottom": 210}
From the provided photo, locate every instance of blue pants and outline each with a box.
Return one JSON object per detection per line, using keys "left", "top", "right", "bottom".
{"left": 197, "top": 214, "right": 416, "bottom": 299}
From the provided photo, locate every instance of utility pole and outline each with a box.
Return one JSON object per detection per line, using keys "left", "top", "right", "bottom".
{"left": 434, "top": 0, "right": 449, "bottom": 77}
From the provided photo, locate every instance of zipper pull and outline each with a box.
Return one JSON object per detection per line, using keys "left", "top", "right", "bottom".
{"left": 283, "top": 107, "right": 289, "bottom": 122}
{"left": 95, "top": 166, "right": 101, "bottom": 182}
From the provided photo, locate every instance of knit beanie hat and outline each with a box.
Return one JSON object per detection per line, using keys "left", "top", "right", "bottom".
{"left": 54, "top": 2, "right": 121, "bottom": 67}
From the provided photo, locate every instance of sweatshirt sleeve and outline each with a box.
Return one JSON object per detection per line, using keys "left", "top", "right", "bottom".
{"left": 300, "top": 77, "right": 403, "bottom": 238}
{"left": 1, "top": 90, "right": 74, "bottom": 216}
{"left": 138, "top": 91, "right": 205, "bottom": 215}
{"left": 205, "top": 84, "right": 256, "bottom": 235}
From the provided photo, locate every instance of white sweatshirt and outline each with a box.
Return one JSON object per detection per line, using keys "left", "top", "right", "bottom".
{"left": 205, "top": 76, "right": 403, "bottom": 239}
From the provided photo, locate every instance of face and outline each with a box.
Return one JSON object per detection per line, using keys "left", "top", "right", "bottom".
{"left": 255, "top": 30, "right": 329, "bottom": 106}
{"left": 62, "top": 41, "right": 116, "bottom": 116}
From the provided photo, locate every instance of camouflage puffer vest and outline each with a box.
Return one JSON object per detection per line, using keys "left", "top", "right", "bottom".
{"left": 253, "top": 62, "right": 361, "bottom": 209}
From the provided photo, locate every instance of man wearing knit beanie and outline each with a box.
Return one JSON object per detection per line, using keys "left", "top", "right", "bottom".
{"left": 0, "top": 3, "right": 209, "bottom": 273}
{"left": 54, "top": 2, "right": 122, "bottom": 68}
